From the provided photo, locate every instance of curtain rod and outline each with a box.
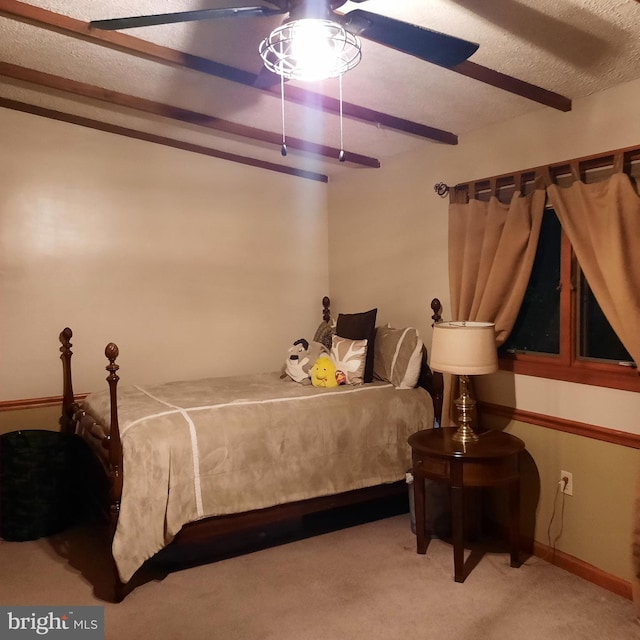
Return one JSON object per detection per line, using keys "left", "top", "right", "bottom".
{"left": 433, "top": 182, "right": 449, "bottom": 197}
{"left": 438, "top": 142, "right": 640, "bottom": 200}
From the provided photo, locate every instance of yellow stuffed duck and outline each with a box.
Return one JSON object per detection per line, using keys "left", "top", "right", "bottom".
{"left": 311, "top": 355, "right": 340, "bottom": 388}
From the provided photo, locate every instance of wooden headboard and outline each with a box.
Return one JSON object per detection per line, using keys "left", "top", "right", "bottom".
{"left": 321, "top": 296, "right": 444, "bottom": 426}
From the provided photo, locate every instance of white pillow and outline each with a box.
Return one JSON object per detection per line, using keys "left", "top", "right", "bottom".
{"left": 331, "top": 335, "right": 368, "bottom": 385}
{"left": 374, "top": 326, "right": 423, "bottom": 389}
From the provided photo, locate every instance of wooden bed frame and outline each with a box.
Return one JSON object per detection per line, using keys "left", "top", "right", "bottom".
{"left": 58, "top": 297, "right": 444, "bottom": 601}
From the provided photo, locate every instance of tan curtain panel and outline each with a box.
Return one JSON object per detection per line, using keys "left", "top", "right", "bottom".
{"left": 441, "top": 186, "right": 546, "bottom": 426}
{"left": 547, "top": 170, "right": 640, "bottom": 614}
{"left": 449, "top": 186, "right": 547, "bottom": 344}
{"left": 546, "top": 171, "right": 640, "bottom": 366}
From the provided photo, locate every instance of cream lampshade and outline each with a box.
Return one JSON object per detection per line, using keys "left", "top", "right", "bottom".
{"left": 430, "top": 322, "right": 498, "bottom": 444}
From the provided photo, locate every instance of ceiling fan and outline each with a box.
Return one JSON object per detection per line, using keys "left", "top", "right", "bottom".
{"left": 89, "top": 1, "right": 480, "bottom": 70}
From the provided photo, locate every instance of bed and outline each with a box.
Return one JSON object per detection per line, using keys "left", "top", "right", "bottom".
{"left": 58, "top": 297, "right": 444, "bottom": 601}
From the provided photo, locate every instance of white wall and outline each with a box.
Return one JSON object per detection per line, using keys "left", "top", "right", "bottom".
{"left": 0, "top": 108, "right": 330, "bottom": 400}
{"left": 325, "top": 150, "right": 450, "bottom": 342}
{"left": 327, "top": 77, "right": 640, "bottom": 583}
{"left": 328, "top": 76, "right": 640, "bottom": 435}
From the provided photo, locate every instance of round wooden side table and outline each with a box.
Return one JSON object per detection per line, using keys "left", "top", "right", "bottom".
{"left": 408, "top": 427, "right": 525, "bottom": 582}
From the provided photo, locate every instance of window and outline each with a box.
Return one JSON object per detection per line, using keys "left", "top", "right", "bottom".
{"left": 453, "top": 145, "right": 640, "bottom": 393}
{"left": 578, "top": 274, "right": 632, "bottom": 363}
{"left": 501, "top": 209, "right": 561, "bottom": 356}
{"left": 499, "top": 207, "right": 638, "bottom": 392}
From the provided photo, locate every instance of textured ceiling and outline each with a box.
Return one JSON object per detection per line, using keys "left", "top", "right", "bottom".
{"left": 1, "top": 0, "right": 640, "bottom": 181}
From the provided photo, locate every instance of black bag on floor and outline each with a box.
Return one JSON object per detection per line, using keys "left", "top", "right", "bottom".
{"left": 0, "top": 430, "right": 85, "bottom": 541}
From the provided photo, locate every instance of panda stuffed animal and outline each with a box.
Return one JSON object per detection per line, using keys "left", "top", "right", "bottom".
{"left": 282, "top": 338, "right": 328, "bottom": 384}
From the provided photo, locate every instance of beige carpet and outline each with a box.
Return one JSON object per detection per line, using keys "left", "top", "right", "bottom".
{"left": 1, "top": 515, "right": 638, "bottom": 640}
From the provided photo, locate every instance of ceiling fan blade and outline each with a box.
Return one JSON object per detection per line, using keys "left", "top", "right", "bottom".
{"left": 89, "top": 6, "right": 286, "bottom": 31}
{"left": 340, "top": 9, "right": 479, "bottom": 68}
{"left": 254, "top": 64, "right": 284, "bottom": 89}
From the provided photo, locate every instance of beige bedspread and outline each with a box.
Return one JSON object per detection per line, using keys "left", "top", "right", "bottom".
{"left": 82, "top": 372, "right": 434, "bottom": 582}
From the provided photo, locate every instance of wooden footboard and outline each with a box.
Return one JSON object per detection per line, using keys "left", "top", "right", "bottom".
{"left": 59, "top": 329, "right": 126, "bottom": 600}
{"left": 59, "top": 297, "right": 444, "bottom": 602}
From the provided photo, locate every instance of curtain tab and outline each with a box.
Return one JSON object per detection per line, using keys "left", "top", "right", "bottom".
{"left": 489, "top": 177, "right": 497, "bottom": 199}
{"left": 570, "top": 162, "right": 581, "bottom": 182}
{"left": 613, "top": 152, "right": 624, "bottom": 174}
{"left": 450, "top": 185, "right": 469, "bottom": 204}
{"left": 535, "top": 167, "right": 552, "bottom": 189}
{"left": 514, "top": 172, "right": 523, "bottom": 195}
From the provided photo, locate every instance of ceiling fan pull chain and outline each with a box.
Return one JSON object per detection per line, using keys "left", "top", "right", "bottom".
{"left": 338, "top": 73, "right": 346, "bottom": 163}
{"left": 280, "top": 73, "right": 287, "bottom": 157}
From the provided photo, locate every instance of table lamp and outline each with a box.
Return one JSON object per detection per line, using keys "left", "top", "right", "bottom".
{"left": 429, "top": 321, "right": 498, "bottom": 444}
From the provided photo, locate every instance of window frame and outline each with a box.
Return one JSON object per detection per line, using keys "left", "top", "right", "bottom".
{"left": 499, "top": 231, "right": 640, "bottom": 393}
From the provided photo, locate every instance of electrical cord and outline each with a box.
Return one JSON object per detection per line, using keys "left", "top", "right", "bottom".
{"left": 546, "top": 477, "right": 568, "bottom": 562}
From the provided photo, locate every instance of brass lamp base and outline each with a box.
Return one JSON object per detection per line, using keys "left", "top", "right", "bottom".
{"left": 452, "top": 424, "right": 479, "bottom": 444}
{"left": 452, "top": 374, "right": 479, "bottom": 445}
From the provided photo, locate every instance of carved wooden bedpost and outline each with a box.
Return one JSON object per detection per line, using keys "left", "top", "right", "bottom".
{"left": 322, "top": 296, "right": 331, "bottom": 323}
{"left": 59, "top": 327, "right": 77, "bottom": 435}
{"left": 104, "top": 342, "right": 126, "bottom": 602}
{"left": 431, "top": 298, "right": 443, "bottom": 326}
{"left": 429, "top": 298, "right": 445, "bottom": 426}
{"left": 104, "top": 343, "right": 123, "bottom": 534}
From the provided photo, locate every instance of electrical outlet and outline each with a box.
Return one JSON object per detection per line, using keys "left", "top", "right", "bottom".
{"left": 560, "top": 470, "right": 573, "bottom": 496}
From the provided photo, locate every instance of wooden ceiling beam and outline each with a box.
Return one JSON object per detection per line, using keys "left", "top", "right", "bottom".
{"left": 0, "top": 0, "right": 572, "bottom": 138}
{"left": 0, "top": 97, "right": 329, "bottom": 182}
{"left": 0, "top": 62, "right": 380, "bottom": 168}
{"left": 263, "top": 85, "right": 459, "bottom": 144}
{"left": 452, "top": 61, "right": 572, "bottom": 112}
{"left": 0, "top": 0, "right": 458, "bottom": 145}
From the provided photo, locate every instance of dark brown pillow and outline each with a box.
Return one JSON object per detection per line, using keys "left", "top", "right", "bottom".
{"left": 336, "top": 308, "right": 377, "bottom": 383}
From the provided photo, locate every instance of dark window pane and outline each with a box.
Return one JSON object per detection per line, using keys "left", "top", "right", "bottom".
{"left": 578, "top": 272, "right": 633, "bottom": 363}
{"left": 500, "top": 209, "right": 561, "bottom": 355}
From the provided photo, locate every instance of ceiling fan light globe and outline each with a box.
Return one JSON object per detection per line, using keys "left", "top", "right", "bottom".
{"left": 259, "top": 19, "right": 361, "bottom": 82}
{"left": 292, "top": 20, "right": 337, "bottom": 79}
